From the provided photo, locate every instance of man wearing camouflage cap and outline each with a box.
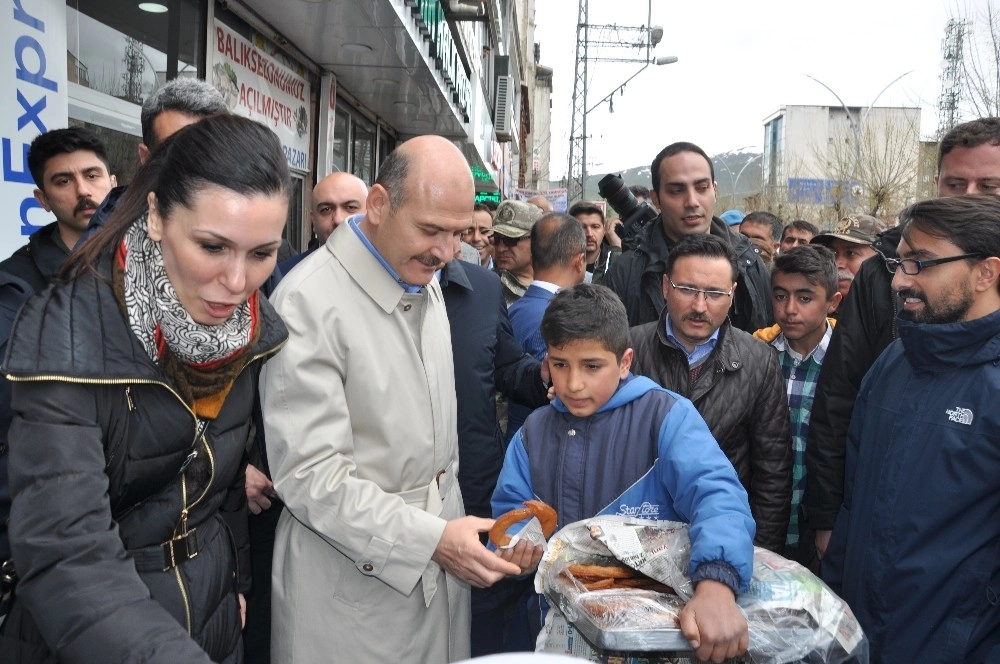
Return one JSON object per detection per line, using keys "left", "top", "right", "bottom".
{"left": 811, "top": 214, "right": 890, "bottom": 304}
{"left": 492, "top": 199, "right": 543, "bottom": 307}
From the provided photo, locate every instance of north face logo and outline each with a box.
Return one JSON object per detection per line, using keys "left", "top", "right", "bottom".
{"left": 945, "top": 407, "right": 973, "bottom": 425}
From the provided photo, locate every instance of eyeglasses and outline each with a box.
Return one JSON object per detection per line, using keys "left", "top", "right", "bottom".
{"left": 495, "top": 235, "right": 525, "bottom": 247}
{"left": 668, "top": 279, "right": 733, "bottom": 303}
{"left": 883, "top": 253, "right": 985, "bottom": 275}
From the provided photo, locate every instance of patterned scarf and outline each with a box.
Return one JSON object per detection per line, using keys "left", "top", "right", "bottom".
{"left": 118, "top": 216, "right": 258, "bottom": 369}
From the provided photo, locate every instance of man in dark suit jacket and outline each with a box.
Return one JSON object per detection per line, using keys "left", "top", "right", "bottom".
{"left": 438, "top": 257, "right": 549, "bottom": 656}
{"left": 506, "top": 213, "right": 586, "bottom": 440}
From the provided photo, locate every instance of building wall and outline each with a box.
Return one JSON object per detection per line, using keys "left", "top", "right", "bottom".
{"left": 763, "top": 104, "right": 922, "bottom": 224}
{"left": 532, "top": 66, "right": 552, "bottom": 188}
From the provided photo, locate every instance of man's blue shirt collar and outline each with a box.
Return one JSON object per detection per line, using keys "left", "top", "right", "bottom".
{"left": 349, "top": 216, "right": 429, "bottom": 293}
{"left": 665, "top": 314, "right": 720, "bottom": 366}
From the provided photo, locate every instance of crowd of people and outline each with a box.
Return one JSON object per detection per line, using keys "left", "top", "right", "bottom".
{"left": 0, "top": 75, "right": 997, "bottom": 664}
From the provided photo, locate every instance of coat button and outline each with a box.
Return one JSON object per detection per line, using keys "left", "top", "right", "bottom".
{"left": 362, "top": 563, "right": 374, "bottom": 572}
{"left": 403, "top": 304, "right": 412, "bottom": 311}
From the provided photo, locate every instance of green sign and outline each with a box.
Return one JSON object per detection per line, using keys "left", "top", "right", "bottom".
{"left": 475, "top": 191, "right": 500, "bottom": 204}
{"left": 414, "top": 0, "right": 471, "bottom": 119}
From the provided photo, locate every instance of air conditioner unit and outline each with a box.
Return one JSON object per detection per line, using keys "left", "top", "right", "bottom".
{"left": 494, "top": 74, "right": 514, "bottom": 141}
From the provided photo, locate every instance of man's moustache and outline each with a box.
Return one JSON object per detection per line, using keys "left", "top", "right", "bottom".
{"left": 75, "top": 198, "right": 100, "bottom": 214}
{"left": 416, "top": 255, "right": 445, "bottom": 269}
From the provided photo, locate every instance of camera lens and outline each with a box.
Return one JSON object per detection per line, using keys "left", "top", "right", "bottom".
{"left": 598, "top": 173, "right": 639, "bottom": 220}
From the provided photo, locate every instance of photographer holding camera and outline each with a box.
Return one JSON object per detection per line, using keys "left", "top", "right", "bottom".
{"left": 602, "top": 141, "right": 773, "bottom": 332}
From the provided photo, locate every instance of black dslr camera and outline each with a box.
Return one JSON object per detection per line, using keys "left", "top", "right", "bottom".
{"left": 598, "top": 174, "right": 659, "bottom": 251}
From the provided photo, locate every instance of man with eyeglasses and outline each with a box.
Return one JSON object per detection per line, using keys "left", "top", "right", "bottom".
{"left": 630, "top": 235, "right": 792, "bottom": 553}
{"left": 806, "top": 117, "right": 1000, "bottom": 566}
{"left": 822, "top": 194, "right": 1000, "bottom": 662}
{"left": 492, "top": 199, "right": 543, "bottom": 307}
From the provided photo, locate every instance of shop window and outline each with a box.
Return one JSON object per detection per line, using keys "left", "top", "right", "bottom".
{"left": 379, "top": 131, "right": 396, "bottom": 171}
{"left": 65, "top": 0, "right": 205, "bottom": 187}
{"left": 67, "top": 0, "right": 204, "bottom": 106}
{"left": 352, "top": 122, "right": 374, "bottom": 183}
{"left": 286, "top": 176, "right": 304, "bottom": 253}
{"left": 332, "top": 108, "right": 349, "bottom": 173}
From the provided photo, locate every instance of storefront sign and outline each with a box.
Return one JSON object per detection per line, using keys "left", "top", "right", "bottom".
{"left": 211, "top": 20, "right": 311, "bottom": 173}
{"left": 415, "top": 0, "right": 470, "bottom": 120}
{"left": 0, "top": 0, "right": 68, "bottom": 256}
{"left": 474, "top": 191, "right": 499, "bottom": 205}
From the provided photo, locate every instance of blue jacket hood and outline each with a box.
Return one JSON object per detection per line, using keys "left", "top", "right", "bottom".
{"left": 551, "top": 373, "right": 662, "bottom": 413}
{"left": 899, "top": 308, "right": 1000, "bottom": 373}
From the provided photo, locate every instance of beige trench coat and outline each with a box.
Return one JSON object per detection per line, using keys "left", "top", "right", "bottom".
{"left": 261, "top": 223, "right": 470, "bottom": 663}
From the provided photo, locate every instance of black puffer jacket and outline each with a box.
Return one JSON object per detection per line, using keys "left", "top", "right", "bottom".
{"left": 0, "top": 262, "right": 287, "bottom": 663}
{"left": 0, "top": 222, "right": 69, "bottom": 293}
{"left": 604, "top": 215, "right": 773, "bottom": 332}
{"left": 804, "top": 226, "right": 902, "bottom": 531}
{"left": 630, "top": 313, "right": 792, "bottom": 552}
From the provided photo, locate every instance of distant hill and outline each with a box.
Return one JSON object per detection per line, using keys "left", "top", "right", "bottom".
{"left": 574, "top": 150, "right": 763, "bottom": 213}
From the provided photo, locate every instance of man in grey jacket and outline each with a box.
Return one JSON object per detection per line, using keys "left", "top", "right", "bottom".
{"left": 629, "top": 234, "right": 792, "bottom": 553}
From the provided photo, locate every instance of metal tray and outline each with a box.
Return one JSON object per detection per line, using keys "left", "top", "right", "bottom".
{"left": 545, "top": 578, "right": 692, "bottom": 653}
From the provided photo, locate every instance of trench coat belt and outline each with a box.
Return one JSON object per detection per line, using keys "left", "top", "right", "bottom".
{"left": 391, "top": 461, "right": 458, "bottom": 606}
{"left": 392, "top": 461, "right": 457, "bottom": 517}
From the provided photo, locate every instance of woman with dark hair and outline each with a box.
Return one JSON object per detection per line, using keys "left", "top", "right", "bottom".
{"left": 0, "top": 114, "right": 290, "bottom": 663}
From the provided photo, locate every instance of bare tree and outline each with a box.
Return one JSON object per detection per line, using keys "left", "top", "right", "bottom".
{"left": 953, "top": 0, "right": 1000, "bottom": 119}
{"left": 856, "top": 112, "right": 921, "bottom": 216}
{"left": 811, "top": 110, "right": 920, "bottom": 219}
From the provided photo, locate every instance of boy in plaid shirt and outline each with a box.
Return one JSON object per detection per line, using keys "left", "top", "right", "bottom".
{"left": 753, "top": 245, "right": 841, "bottom": 568}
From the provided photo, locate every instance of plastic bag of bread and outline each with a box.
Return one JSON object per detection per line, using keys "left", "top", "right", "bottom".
{"left": 536, "top": 516, "right": 869, "bottom": 664}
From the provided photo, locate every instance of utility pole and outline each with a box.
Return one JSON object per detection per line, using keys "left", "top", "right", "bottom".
{"left": 566, "top": 0, "right": 672, "bottom": 203}
{"left": 567, "top": 0, "right": 589, "bottom": 204}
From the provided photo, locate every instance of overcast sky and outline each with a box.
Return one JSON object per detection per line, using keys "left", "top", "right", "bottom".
{"left": 533, "top": 0, "right": 973, "bottom": 179}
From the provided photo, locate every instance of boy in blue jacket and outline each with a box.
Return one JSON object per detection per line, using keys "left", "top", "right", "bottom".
{"left": 492, "top": 283, "right": 756, "bottom": 662}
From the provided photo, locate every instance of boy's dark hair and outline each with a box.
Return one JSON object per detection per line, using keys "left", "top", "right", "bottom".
{"left": 781, "top": 219, "right": 820, "bottom": 240}
{"left": 473, "top": 202, "right": 494, "bottom": 215}
{"left": 664, "top": 234, "right": 738, "bottom": 282}
{"left": 938, "top": 117, "right": 1000, "bottom": 172}
{"left": 742, "top": 211, "right": 783, "bottom": 242}
{"left": 531, "top": 213, "right": 586, "bottom": 271}
{"left": 541, "top": 283, "right": 630, "bottom": 360}
{"left": 27, "top": 127, "right": 110, "bottom": 191}
{"left": 567, "top": 201, "right": 605, "bottom": 222}
{"left": 650, "top": 142, "right": 714, "bottom": 192}
{"left": 771, "top": 244, "right": 838, "bottom": 299}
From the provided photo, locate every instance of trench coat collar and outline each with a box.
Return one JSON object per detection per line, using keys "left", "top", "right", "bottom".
{"left": 330, "top": 220, "right": 417, "bottom": 314}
